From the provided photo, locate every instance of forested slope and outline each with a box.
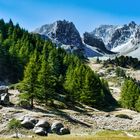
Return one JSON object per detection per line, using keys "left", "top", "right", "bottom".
{"left": 0, "top": 19, "right": 116, "bottom": 108}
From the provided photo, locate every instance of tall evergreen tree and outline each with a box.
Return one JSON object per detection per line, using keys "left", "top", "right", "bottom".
{"left": 120, "top": 79, "right": 140, "bottom": 110}
{"left": 21, "top": 50, "right": 38, "bottom": 108}
{"left": 37, "top": 44, "right": 56, "bottom": 104}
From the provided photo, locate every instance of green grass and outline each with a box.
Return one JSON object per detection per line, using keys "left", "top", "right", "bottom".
{"left": 0, "top": 135, "right": 140, "bottom": 140}
{"left": 1, "top": 131, "right": 140, "bottom": 140}
{"left": 95, "top": 130, "right": 125, "bottom": 137}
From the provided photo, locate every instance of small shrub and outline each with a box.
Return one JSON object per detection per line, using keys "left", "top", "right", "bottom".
{"left": 8, "top": 118, "right": 22, "bottom": 138}
{"left": 17, "top": 99, "right": 30, "bottom": 108}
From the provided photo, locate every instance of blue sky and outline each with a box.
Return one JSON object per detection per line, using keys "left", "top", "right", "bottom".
{"left": 0, "top": 0, "right": 140, "bottom": 34}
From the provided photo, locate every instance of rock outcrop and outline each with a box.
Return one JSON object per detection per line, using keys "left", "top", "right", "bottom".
{"left": 0, "top": 86, "right": 10, "bottom": 105}
{"left": 51, "top": 121, "right": 64, "bottom": 134}
{"left": 91, "top": 21, "right": 140, "bottom": 59}
{"left": 33, "top": 127, "right": 48, "bottom": 136}
{"left": 21, "top": 116, "right": 38, "bottom": 129}
{"left": 60, "top": 127, "right": 70, "bottom": 135}
{"left": 19, "top": 116, "right": 70, "bottom": 136}
{"left": 34, "top": 20, "right": 84, "bottom": 53}
{"left": 83, "top": 32, "right": 114, "bottom": 54}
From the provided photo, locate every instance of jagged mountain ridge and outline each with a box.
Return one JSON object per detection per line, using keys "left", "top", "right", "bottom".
{"left": 34, "top": 20, "right": 84, "bottom": 53}
{"left": 34, "top": 20, "right": 112, "bottom": 57}
{"left": 90, "top": 21, "right": 140, "bottom": 58}
{"left": 34, "top": 20, "right": 140, "bottom": 59}
{"left": 83, "top": 32, "right": 114, "bottom": 54}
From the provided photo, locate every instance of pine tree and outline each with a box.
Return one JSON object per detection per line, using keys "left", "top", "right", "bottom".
{"left": 21, "top": 50, "right": 38, "bottom": 108}
{"left": 80, "top": 70, "right": 103, "bottom": 106}
{"left": 37, "top": 45, "right": 56, "bottom": 104}
{"left": 120, "top": 79, "right": 140, "bottom": 110}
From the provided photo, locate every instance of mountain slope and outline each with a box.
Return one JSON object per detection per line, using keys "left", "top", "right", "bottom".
{"left": 34, "top": 20, "right": 140, "bottom": 59}
{"left": 34, "top": 20, "right": 84, "bottom": 53}
{"left": 34, "top": 20, "right": 113, "bottom": 57}
{"left": 83, "top": 32, "right": 115, "bottom": 55}
{"left": 90, "top": 21, "right": 140, "bottom": 59}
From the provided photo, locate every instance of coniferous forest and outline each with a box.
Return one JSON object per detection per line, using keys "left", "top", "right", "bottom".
{"left": 0, "top": 19, "right": 116, "bottom": 108}
{"left": 104, "top": 56, "right": 140, "bottom": 69}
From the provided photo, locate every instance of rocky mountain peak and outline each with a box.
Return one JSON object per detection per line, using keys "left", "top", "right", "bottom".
{"left": 89, "top": 21, "right": 140, "bottom": 59}
{"left": 34, "top": 20, "right": 83, "bottom": 50}
{"left": 34, "top": 20, "right": 140, "bottom": 59}
{"left": 128, "top": 21, "right": 137, "bottom": 28}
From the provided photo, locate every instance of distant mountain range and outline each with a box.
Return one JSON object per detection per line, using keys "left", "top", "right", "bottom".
{"left": 34, "top": 20, "right": 140, "bottom": 59}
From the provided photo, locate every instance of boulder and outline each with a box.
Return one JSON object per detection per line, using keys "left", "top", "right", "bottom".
{"left": 1, "top": 93, "right": 10, "bottom": 105}
{"left": 33, "top": 127, "right": 48, "bottom": 136}
{"left": 51, "top": 121, "right": 64, "bottom": 133}
{"left": 60, "top": 127, "right": 70, "bottom": 135}
{"left": 30, "top": 117, "right": 38, "bottom": 124}
{"left": 35, "top": 119, "right": 50, "bottom": 130}
{"left": 0, "top": 86, "right": 8, "bottom": 94}
{"left": 21, "top": 116, "right": 38, "bottom": 129}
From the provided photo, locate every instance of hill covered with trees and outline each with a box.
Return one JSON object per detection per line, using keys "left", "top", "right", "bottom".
{"left": 0, "top": 19, "right": 116, "bottom": 108}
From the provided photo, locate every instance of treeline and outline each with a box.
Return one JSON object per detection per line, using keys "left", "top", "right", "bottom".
{"left": 120, "top": 77, "right": 140, "bottom": 112}
{"left": 104, "top": 56, "right": 140, "bottom": 68}
{"left": 0, "top": 19, "right": 116, "bottom": 108}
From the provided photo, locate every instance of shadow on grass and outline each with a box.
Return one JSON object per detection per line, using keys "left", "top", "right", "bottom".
{"left": 49, "top": 108, "right": 92, "bottom": 128}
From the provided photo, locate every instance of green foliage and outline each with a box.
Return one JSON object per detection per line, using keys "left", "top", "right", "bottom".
{"left": 0, "top": 18, "right": 116, "bottom": 109}
{"left": 17, "top": 99, "right": 30, "bottom": 108}
{"left": 20, "top": 50, "right": 38, "bottom": 108}
{"left": 8, "top": 118, "right": 21, "bottom": 137}
{"left": 8, "top": 118, "right": 21, "bottom": 130}
{"left": 115, "top": 67, "right": 126, "bottom": 78}
{"left": 104, "top": 56, "right": 140, "bottom": 69}
{"left": 37, "top": 45, "right": 56, "bottom": 103}
{"left": 120, "top": 78, "right": 140, "bottom": 111}
{"left": 64, "top": 62, "right": 116, "bottom": 107}
{"left": 135, "top": 97, "right": 140, "bottom": 112}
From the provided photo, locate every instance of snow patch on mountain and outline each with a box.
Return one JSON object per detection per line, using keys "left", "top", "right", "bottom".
{"left": 34, "top": 20, "right": 112, "bottom": 57}
{"left": 34, "top": 20, "right": 84, "bottom": 53}
{"left": 127, "top": 44, "right": 140, "bottom": 59}
{"left": 83, "top": 43, "right": 103, "bottom": 58}
{"left": 111, "top": 39, "right": 133, "bottom": 53}
{"left": 90, "top": 21, "right": 140, "bottom": 59}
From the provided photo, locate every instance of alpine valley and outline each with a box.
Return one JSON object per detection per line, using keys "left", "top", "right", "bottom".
{"left": 1, "top": 18, "right": 140, "bottom": 140}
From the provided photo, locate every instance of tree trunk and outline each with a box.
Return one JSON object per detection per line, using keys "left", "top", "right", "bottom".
{"left": 15, "top": 128, "right": 18, "bottom": 138}
{"left": 30, "top": 96, "right": 34, "bottom": 109}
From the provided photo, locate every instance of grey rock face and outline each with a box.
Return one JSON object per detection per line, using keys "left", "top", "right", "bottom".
{"left": 91, "top": 21, "right": 140, "bottom": 50}
{"left": 21, "top": 117, "right": 38, "bottom": 129}
{"left": 35, "top": 119, "right": 50, "bottom": 129}
{"left": 34, "top": 20, "right": 140, "bottom": 58}
{"left": 0, "top": 93, "right": 10, "bottom": 105}
{"left": 34, "top": 20, "right": 84, "bottom": 53}
{"left": 0, "top": 86, "right": 9, "bottom": 105}
{"left": 83, "top": 32, "right": 113, "bottom": 54}
{"left": 33, "top": 119, "right": 50, "bottom": 136}
{"left": 34, "top": 20, "right": 116, "bottom": 57}
{"left": 33, "top": 127, "right": 48, "bottom": 136}
{"left": 129, "top": 21, "right": 137, "bottom": 28}
{"left": 109, "top": 25, "right": 132, "bottom": 48}
{"left": 60, "top": 127, "right": 70, "bottom": 135}
{"left": 0, "top": 86, "right": 8, "bottom": 94}
{"left": 51, "top": 121, "right": 64, "bottom": 134}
